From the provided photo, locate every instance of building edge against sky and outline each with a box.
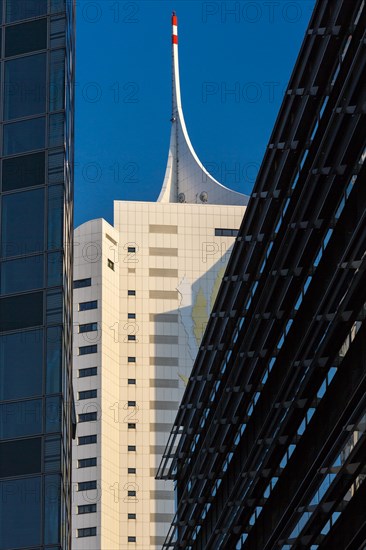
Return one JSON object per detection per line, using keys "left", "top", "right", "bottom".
{"left": 0, "top": 1, "right": 75, "bottom": 549}
{"left": 72, "top": 12, "right": 248, "bottom": 549}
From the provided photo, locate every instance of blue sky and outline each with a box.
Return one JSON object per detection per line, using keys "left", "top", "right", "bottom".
{"left": 75, "top": 0, "right": 316, "bottom": 227}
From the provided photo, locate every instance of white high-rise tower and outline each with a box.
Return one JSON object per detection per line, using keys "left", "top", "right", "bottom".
{"left": 72, "top": 13, "right": 248, "bottom": 549}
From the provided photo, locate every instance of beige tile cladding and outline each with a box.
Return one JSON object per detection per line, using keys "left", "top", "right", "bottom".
{"left": 72, "top": 201, "right": 245, "bottom": 549}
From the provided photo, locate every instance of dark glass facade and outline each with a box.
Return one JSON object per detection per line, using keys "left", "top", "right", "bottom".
{"left": 0, "top": 1, "right": 75, "bottom": 549}
{"left": 158, "top": 1, "right": 366, "bottom": 548}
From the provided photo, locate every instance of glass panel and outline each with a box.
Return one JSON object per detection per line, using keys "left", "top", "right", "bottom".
{"left": 51, "top": 0, "right": 66, "bottom": 13}
{"left": 1, "top": 254, "right": 44, "bottom": 294}
{"left": 44, "top": 475, "right": 60, "bottom": 544}
{"left": 46, "top": 288, "right": 62, "bottom": 324}
{"left": 48, "top": 149, "right": 64, "bottom": 184}
{"left": 2, "top": 152, "right": 45, "bottom": 192}
{"left": 46, "top": 326, "right": 62, "bottom": 393}
{"left": 0, "top": 291, "right": 43, "bottom": 332}
{"left": 0, "top": 476, "right": 41, "bottom": 548}
{"left": 3, "top": 116, "right": 45, "bottom": 156}
{"left": 6, "top": 0, "right": 47, "bottom": 22}
{"left": 5, "top": 19, "right": 47, "bottom": 57}
{"left": 0, "top": 438, "right": 42, "bottom": 477}
{"left": 50, "top": 16, "right": 65, "bottom": 49}
{"left": 48, "top": 185, "right": 63, "bottom": 250}
{"left": 4, "top": 54, "right": 46, "bottom": 120}
{"left": 49, "top": 113, "right": 64, "bottom": 148}
{"left": 1, "top": 188, "right": 45, "bottom": 257}
{"left": 50, "top": 50, "right": 65, "bottom": 112}
{"left": 0, "top": 329, "right": 43, "bottom": 400}
{"left": 47, "top": 251, "right": 63, "bottom": 287}
{"left": 0, "top": 399, "right": 42, "bottom": 439}
{"left": 46, "top": 396, "right": 62, "bottom": 433}
{"left": 44, "top": 435, "right": 61, "bottom": 472}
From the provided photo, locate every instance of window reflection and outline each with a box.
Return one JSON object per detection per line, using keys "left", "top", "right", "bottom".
{"left": 4, "top": 54, "right": 46, "bottom": 120}
{"left": 3, "top": 116, "right": 45, "bottom": 156}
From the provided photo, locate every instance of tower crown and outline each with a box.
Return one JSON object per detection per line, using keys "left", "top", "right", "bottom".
{"left": 157, "top": 12, "right": 248, "bottom": 205}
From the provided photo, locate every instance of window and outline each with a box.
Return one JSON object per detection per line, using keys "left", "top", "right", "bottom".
{"left": 79, "top": 345, "right": 97, "bottom": 356}
{"left": 78, "top": 412, "right": 97, "bottom": 423}
{"left": 73, "top": 278, "right": 91, "bottom": 289}
{"left": 79, "top": 300, "right": 97, "bottom": 311}
{"left": 128, "top": 335, "right": 136, "bottom": 341}
{"left": 1, "top": 255, "right": 43, "bottom": 295}
{"left": 128, "top": 537, "right": 137, "bottom": 543}
{"left": 78, "top": 481, "right": 97, "bottom": 491}
{"left": 128, "top": 290, "right": 136, "bottom": 296}
{"left": 128, "top": 445, "right": 136, "bottom": 452}
{"left": 0, "top": 399, "right": 42, "bottom": 439}
{"left": 78, "top": 389, "right": 97, "bottom": 400}
{"left": 127, "top": 490, "right": 136, "bottom": 497}
{"left": 79, "top": 367, "right": 98, "bottom": 378}
{"left": 0, "top": 438, "right": 41, "bottom": 478}
{"left": 128, "top": 513, "right": 136, "bottom": 519}
{"left": 107, "top": 258, "right": 114, "bottom": 270}
{"left": 215, "top": 228, "right": 239, "bottom": 237}
{"left": 3, "top": 116, "right": 45, "bottom": 155}
{"left": 0, "top": 476, "right": 41, "bottom": 548}
{"left": 2, "top": 151, "right": 45, "bottom": 192}
{"left": 4, "top": 54, "right": 46, "bottom": 120}
{"left": 79, "top": 322, "right": 98, "bottom": 333}
{"left": 128, "top": 313, "right": 136, "bottom": 319}
{"left": 78, "top": 434, "right": 97, "bottom": 445}
{"left": 128, "top": 247, "right": 136, "bottom": 253}
{"left": 5, "top": 19, "right": 47, "bottom": 57}
{"left": 78, "top": 527, "right": 97, "bottom": 538}
{"left": 0, "top": 292, "right": 43, "bottom": 332}
{"left": 128, "top": 423, "right": 136, "bottom": 429}
{"left": 78, "top": 504, "right": 97, "bottom": 515}
{"left": 6, "top": 0, "right": 47, "bottom": 22}
{"left": 78, "top": 458, "right": 97, "bottom": 469}
{"left": 128, "top": 401, "right": 136, "bottom": 407}
{"left": 128, "top": 357, "right": 136, "bottom": 363}
{"left": 0, "top": 329, "right": 43, "bottom": 401}
{"left": 128, "top": 468, "right": 136, "bottom": 474}
{"left": 128, "top": 379, "right": 136, "bottom": 385}
{"left": 1, "top": 188, "right": 45, "bottom": 257}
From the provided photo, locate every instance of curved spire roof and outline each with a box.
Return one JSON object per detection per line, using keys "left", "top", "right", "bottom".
{"left": 157, "top": 12, "right": 249, "bottom": 206}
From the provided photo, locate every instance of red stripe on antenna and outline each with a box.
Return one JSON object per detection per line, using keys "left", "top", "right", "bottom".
{"left": 172, "top": 35, "right": 178, "bottom": 44}
{"left": 172, "top": 14, "right": 178, "bottom": 26}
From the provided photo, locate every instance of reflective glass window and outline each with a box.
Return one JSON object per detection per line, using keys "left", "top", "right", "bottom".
{"left": 3, "top": 116, "right": 45, "bottom": 156}
{"left": 0, "top": 291, "right": 43, "bottom": 332}
{"left": 1, "top": 188, "right": 45, "bottom": 257}
{"left": 78, "top": 434, "right": 97, "bottom": 445}
{"left": 5, "top": 19, "right": 47, "bottom": 57}
{"left": 0, "top": 329, "right": 43, "bottom": 400}
{"left": 0, "top": 437, "right": 42, "bottom": 478}
{"left": 50, "top": 49, "right": 65, "bottom": 112}
{"left": 79, "top": 367, "right": 97, "bottom": 378}
{"left": 6, "top": 0, "right": 47, "bottom": 22}
{"left": 47, "top": 251, "right": 63, "bottom": 287}
{"left": 0, "top": 476, "right": 41, "bottom": 548}
{"left": 73, "top": 278, "right": 91, "bottom": 289}
{"left": 44, "top": 474, "right": 60, "bottom": 544}
{"left": 46, "top": 327, "right": 62, "bottom": 394}
{"left": 0, "top": 399, "right": 42, "bottom": 439}
{"left": 2, "top": 152, "right": 45, "bottom": 192}
{"left": 46, "top": 396, "right": 62, "bottom": 433}
{"left": 4, "top": 54, "right": 46, "bottom": 120}
{"left": 1, "top": 255, "right": 43, "bottom": 294}
{"left": 47, "top": 185, "right": 63, "bottom": 250}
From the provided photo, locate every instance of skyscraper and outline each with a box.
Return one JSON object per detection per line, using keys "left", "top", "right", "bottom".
{"left": 0, "top": 1, "right": 75, "bottom": 549}
{"left": 158, "top": 1, "right": 366, "bottom": 548}
{"left": 72, "top": 12, "right": 248, "bottom": 549}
